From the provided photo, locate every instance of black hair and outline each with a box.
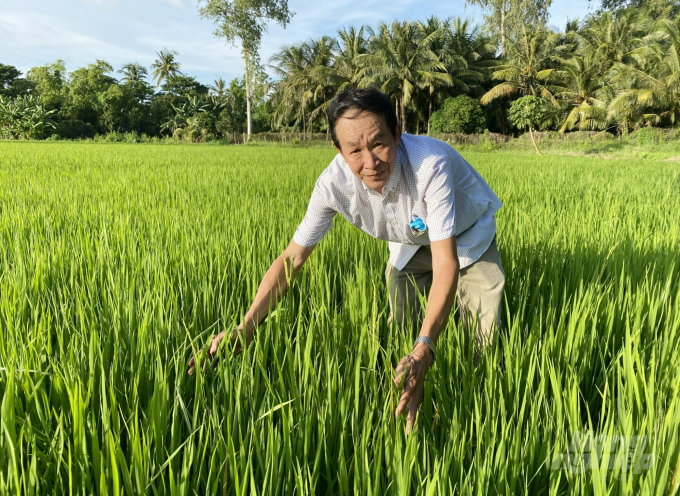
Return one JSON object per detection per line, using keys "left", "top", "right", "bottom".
{"left": 327, "top": 87, "right": 398, "bottom": 149}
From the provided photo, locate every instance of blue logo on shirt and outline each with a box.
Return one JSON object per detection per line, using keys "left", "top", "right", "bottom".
{"left": 409, "top": 216, "right": 427, "bottom": 237}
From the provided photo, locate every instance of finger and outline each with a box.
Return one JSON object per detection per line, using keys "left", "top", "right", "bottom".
{"left": 394, "top": 357, "right": 410, "bottom": 376}
{"left": 231, "top": 328, "right": 248, "bottom": 356}
{"left": 402, "top": 369, "right": 418, "bottom": 395}
{"left": 395, "top": 387, "right": 413, "bottom": 416}
{"left": 405, "top": 414, "right": 413, "bottom": 435}
{"left": 395, "top": 376, "right": 416, "bottom": 416}
{"left": 205, "top": 333, "right": 227, "bottom": 369}
{"left": 231, "top": 335, "right": 243, "bottom": 356}
{"left": 187, "top": 345, "right": 205, "bottom": 375}
{"left": 211, "top": 355, "right": 221, "bottom": 369}
{"left": 406, "top": 379, "right": 425, "bottom": 433}
{"left": 393, "top": 357, "right": 411, "bottom": 387}
{"left": 396, "top": 392, "right": 411, "bottom": 417}
{"left": 206, "top": 351, "right": 219, "bottom": 370}
{"left": 393, "top": 369, "right": 404, "bottom": 388}
{"left": 405, "top": 394, "right": 421, "bottom": 434}
{"left": 405, "top": 416, "right": 420, "bottom": 436}
{"left": 188, "top": 350, "right": 204, "bottom": 375}
{"left": 395, "top": 370, "right": 420, "bottom": 416}
{"left": 188, "top": 345, "right": 204, "bottom": 368}
{"left": 209, "top": 335, "right": 221, "bottom": 356}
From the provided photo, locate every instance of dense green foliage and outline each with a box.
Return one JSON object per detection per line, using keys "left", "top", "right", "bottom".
{"left": 0, "top": 95, "right": 56, "bottom": 139}
{"left": 2, "top": 2, "right": 680, "bottom": 141}
{"left": 508, "top": 96, "right": 551, "bottom": 153}
{"left": 508, "top": 96, "right": 550, "bottom": 130}
{"left": 0, "top": 58, "right": 266, "bottom": 142}
{"left": 271, "top": 8, "right": 680, "bottom": 136}
{"left": 0, "top": 142, "right": 678, "bottom": 494}
{"left": 431, "top": 95, "right": 487, "bottom": 134}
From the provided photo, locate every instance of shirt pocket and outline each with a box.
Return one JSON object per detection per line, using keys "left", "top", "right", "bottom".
{"left": 404, "top": 202, "right": 430, "bottom": 244}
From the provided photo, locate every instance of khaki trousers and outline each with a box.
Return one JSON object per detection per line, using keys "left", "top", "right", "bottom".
{"left": 385, "top": 238, "right": 505, "bottom": 361}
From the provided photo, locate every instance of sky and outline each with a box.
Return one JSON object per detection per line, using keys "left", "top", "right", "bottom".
{"left": 1, "top": 0, "right": 597, "bottom": 86}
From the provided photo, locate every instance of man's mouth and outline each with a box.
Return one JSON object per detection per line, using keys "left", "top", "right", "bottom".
{"left": 363, "top": 165, "right": 387, "bottom": 180}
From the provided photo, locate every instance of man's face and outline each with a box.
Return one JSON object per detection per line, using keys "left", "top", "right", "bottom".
{"left": 335, "top": 111, "right": 401, "bottom": 194}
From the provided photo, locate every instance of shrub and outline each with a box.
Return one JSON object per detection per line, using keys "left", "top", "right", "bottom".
{"left": 508, "top": 96, "right": 550, "bottom": 154}
{"left": 56, "top": 119, "right": 97, "bottom": 140}
{"left": 508, "top": 96, "right": 549, "bottom": 132}
{"left": 431, "top": 95, "right": 486, "bottom": 134}
{"left": 632, "top": 126, "right": 663, "bottom": 146}
{"left": 0, "top": 95, "right": 57, "bottom": 139}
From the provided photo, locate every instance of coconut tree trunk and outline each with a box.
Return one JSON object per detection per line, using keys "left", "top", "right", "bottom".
{"left": 529, "top": 127, "right": 542, "bottom": 155}
{"left": 400, "top": 88, "right": 407, "bottom": 134}
{"left": 501, "top": 1, "right": 507, "bottom": 57}
{"left": 302, "top": 105, "right": 306, "bottom": 141}
{"left": 427, "top": 98, "right": 432, "bottom": 136}
{"left": 244, "top": 52, "right": 252, "bottom": 140}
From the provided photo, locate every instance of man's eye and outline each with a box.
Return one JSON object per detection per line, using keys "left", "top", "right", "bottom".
{"left": 374, "top": 142, "right": 383, "bottom": 147}
{"left": 351, "top": 149, "right": 359, "bottom": 154}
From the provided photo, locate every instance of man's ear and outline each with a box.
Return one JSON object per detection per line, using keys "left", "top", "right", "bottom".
{"left": 395, "top": 123, "right": 402, "bottom": 145}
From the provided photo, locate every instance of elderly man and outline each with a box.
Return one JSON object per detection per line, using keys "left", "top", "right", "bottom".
{"left": 188, "top": 88, "right": 505, "bottom": 433}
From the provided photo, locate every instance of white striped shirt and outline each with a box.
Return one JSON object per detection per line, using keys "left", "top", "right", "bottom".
{"left": 293, "top": 133, "right": 503, "bottom": 270}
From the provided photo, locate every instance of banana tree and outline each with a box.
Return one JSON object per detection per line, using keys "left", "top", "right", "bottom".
{"left": 0, "top": 95, "right": 56, "bottom": 139}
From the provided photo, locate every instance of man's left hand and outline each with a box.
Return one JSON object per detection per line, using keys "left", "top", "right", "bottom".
{"left": 393, "top": 342, "right": 434, "bottom": 435}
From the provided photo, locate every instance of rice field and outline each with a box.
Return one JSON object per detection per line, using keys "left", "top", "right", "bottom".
{"left": 0, "top": 141, "right": 678, "bottom": 495}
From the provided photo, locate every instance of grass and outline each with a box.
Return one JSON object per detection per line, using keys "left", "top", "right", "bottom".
{"left": 451, "top": 128, "right": 680, "bottom": 160}
{"left": 0, "top": 141, "right": 678, "bottom": 495}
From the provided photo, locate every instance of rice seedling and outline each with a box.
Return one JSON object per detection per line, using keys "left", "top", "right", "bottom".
{"left": 0, "top": 141, "right": 678, "bottom": 495}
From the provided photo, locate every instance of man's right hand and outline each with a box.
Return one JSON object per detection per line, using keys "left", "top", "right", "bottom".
{"left": 187, "top": 327, "right": 253, "bottom": 375}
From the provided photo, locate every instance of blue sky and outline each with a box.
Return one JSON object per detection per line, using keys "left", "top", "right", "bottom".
{"left": 2, "top": 0, "right": 597, "bottom": 86}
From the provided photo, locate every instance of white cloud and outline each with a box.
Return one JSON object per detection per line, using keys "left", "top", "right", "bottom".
{"left": 3, "top": 0, "right": 595, "bottom": 85}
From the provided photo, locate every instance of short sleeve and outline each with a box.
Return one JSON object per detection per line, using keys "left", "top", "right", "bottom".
{"left": 293, "top": 181, "right": 337, "bottom": 247}
{"left": 424, "top": 156, "right": 456, "bottom": 242}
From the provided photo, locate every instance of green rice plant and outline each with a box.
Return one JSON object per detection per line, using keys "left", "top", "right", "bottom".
{"left": 0, "top": 142, "right": 678, "bottom": 495}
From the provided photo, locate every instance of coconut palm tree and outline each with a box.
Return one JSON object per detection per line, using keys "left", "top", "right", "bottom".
{"left": 608, "top": 17, "right": 680, "bottom": 128}
{"left": 553, "top": 52, "right": 610, "bottom": 132}
{"left": 151, "top": 49, "right": 182, "bottom": 88}
{"left": 550, "top": 11, "right": 650, "bottom": 132}
{"left": 580, "top": 9, "right": 649, "bottom": 75}
{"left": 270, "top": 43, "right": 313, "bottom": 136}
{"left": 118, "top": 63, "right": 148, "bottom": 83}
{"left": 209, "top": 77, "right": 227, "bottom": 98}
{"left": 358, "top": 20, "right": 450, "bottom": 133}
{"left": 480, "top": 26, "right": 563, "bottom": 106}
{"left": 280, "top": 27, "right": 370, "bottom": 139}
{"left": 417, "top": 17, "right": 493, "bottom": 134}
{"left": 446, "top": 17, "right": 497, "bottom": 81}
{"left": 300, "top": 36, "right": 337, "bottom": 135}
{"left": 331, "top": 26, "right": 370, "bottom": 90}
{"left": 549, "top": 28, "right": 614, "bottom": 132}
{"left": 416, "top": 17, "right": 458, "bottom": 134}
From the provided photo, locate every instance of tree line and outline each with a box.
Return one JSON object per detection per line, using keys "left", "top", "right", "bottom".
{"left": 1, "top": 0, "right": 679, "bottom": 141}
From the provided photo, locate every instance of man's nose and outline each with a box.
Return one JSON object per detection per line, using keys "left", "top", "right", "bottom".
{"left": 362, "top": 150, "right": 381, "bottom": 170}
